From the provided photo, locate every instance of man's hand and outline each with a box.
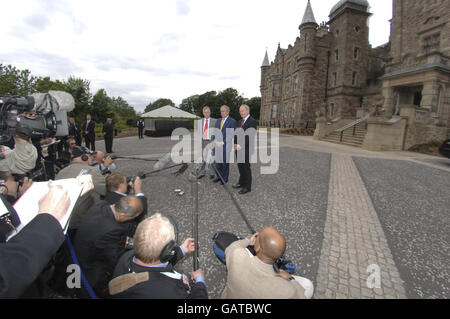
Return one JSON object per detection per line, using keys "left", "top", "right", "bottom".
{"left": 130, "top": 176, "right": 143, "bottom": 194}
{"left": 190, "top": 269, "right": 205, "bottom": 283}
{"left": 181, "top": 238, "right": 195, "bottom": 254}
{"left": 38, "top": 186, "right": 71, "bottom": 222}
{"left": 249, "top": 232, "right": 259, "bottom": 246}
{"left": 104, "top": 156, "right": 114, "bottom": 168}
{"left": 234, "top": 144, "right": 242, "bottom": 151}
{"left": 215, "top": 141, "right": 224, "bottom": 148}
{"left": 18, "top": 177, "right": 33, "bottom": 197}
{"left": 277, "top": 269, "right": 294, "bottom": 281}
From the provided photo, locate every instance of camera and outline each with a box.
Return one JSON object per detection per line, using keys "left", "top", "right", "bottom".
{"left": 1, "top": 91, "right": 75, "bottom": 145}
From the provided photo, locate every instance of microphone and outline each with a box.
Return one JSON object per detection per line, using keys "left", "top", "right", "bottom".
{"left": 153, "top": 153, "right": 172, "bottom": 171}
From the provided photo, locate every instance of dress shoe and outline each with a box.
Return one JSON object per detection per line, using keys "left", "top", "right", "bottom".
{"left": 238, "top": 188, "right": 251, "bottom": 195}
{"left": 209, "top": 175, "right": 216, "bottom": 180}
{"left": 232, "top": 184, "right": 242, "bottom": 189}
{"left": 212, "top": 177, "right": 221, "bottom": 183}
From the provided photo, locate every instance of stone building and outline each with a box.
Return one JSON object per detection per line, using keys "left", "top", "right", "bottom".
{"left": 260, "top": 0, "right": 450, "bottom": 151}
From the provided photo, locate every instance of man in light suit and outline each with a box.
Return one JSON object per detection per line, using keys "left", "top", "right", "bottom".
{"left": 198, "top": 106, "right": 216, "bottom": 179}
{"left": 213, "top": 105, "right": 236, "bottom": 184}
{"left": 233, "top": 105, "right": 258, "bottom": 195}
{"left": 221, "top": 227, "right": 314, "bottom": 299}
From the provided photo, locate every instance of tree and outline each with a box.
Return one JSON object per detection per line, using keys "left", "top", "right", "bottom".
{"left": 91, "top": 89, "right": 112, "bottom": 124}
{"left": 245, "top": 97, "right": 261, "bottom": 122}
{"left": 0, "top": 64, "right": 37, "bottom": 96}
{"left": 34, "top": 76, "right": 67, "bottom": 93}
{"left": 110, "top": 96, "right": 138, "bottom": 129}
{"left": 144, "top": 98, "right": 175, "bottom": 113}
{"left": 216, "top": 88, "right": 245, "bottom": 120}
{"left": 65, "top": 76, "right": 92, "bottom": 124}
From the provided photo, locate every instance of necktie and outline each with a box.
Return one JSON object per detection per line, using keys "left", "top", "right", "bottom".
{"left": 220, "top": 119, "right": 225, "bottom": 131}
{"left": 240, "top": 119, "right": 245, "bottom": 128}
{"left": 203, "top": 119, "right": 209, "bottom": 140}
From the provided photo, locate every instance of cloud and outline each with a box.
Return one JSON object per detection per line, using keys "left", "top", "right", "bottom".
{"left": 176, "top": 0, "right": 191, "bottom": 16}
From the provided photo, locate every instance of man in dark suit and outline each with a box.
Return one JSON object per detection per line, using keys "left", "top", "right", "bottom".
{"left": 102, "top": 118, "right": 114, "bottom": 153}
{"left": 82, "top": 114, "right": 96, "bottom": 151}
{"left": 68, "top": 117, "right": 82, "bottom": 146}
{"left": 233, "top": 105, "right": 258, "bottom": 195}
{"left": 72, "top": 196, "right": 143, "bottom": 298}
{"left": 213, "top": 105, "right": 236, "bottom": 184}
{"left": 137, "top": 119, "right": 145, "bottom": 139}
{"left": 109, "top": 214, "right": 207, "bottom": 299}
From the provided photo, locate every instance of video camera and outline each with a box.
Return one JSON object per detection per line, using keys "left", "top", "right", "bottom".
{"left": 0, "top": 91, "right": 75, "bottom": 145}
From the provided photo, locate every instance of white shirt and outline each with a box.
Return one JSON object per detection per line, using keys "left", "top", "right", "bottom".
{"left": 241, "top": 115, "right": 250, "bottom": 127}
{"left": 203, "top": 118, "right": 211, "bottom": 140}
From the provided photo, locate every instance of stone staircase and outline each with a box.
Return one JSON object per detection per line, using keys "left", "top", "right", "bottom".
{"left": 321, "top": 123, "right": 368, "bottom": 148}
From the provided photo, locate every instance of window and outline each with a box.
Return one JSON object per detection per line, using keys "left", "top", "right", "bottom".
{"left": 424, "top": 34, "right": 440, "bottom": 54}
{"left": 287, "top": 62, "right": 291, "bottom": 73}
{"left": 332, "top": 72, "right": 337, "bottom": 87}
{"left": 272, "top": 105, "right": 278, "bottom": 118}
{"left": 352, "top": 72, "right": 358, "bottom": 86}
{"left": 286, "top": 79, "right": 291, "bottom": 95}
{"left": 273, "top": 83, "right": 280, "bottom": 97}
{"left": 335, "top": 50, "right": 339, "bottom": 61}
{"left": 284, "top": 103, "right": 289, "bottom": 119}
{"left": 355, "top": 25, "right": 361, "bottom": 33}
{"left": 293, "top": 75, "right": 299, "bottom": 91}
{"left": 432, "top": 86, "right": 443, "bottom": 113}
{"left": 292, "top": 101, "right": 297, "bottom": 118}
{"left": 329, "top": 103, "right": 335, "bottom": 118}
{"left": 354, "top": 47, "right": 360, "bottom": 60}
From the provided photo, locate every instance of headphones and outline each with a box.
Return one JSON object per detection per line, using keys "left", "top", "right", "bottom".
{"left": 159, "top": 240, "right": 178, "bottom": 263}
{"left": 73, "top": 146, "right": 89, "bottom": 161}
{"left": 159, "top": 215, "right": 180, "bottom": 263}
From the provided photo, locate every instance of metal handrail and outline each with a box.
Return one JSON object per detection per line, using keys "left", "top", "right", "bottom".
{"left": 336, "top": 112, "right": 370, "bottom": 132}
{"left": 335, "top": 112, "right": 370, "bottom": 143}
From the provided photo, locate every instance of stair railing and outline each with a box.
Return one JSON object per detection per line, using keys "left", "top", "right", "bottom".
{"left": 335, "top": 112, "right": 370, "bottom": 143}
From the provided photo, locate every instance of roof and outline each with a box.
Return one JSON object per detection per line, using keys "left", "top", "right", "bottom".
{"left": 301, "top": 0, "right": 317, "bottom": 26}
{"left": 141, "top": 105, "right": 199, "bottom": 119}
{"left": 329, "top": 0, "right": 369, "bottom": 16}
{"left": 262, "top": 51, "right": 270, "bottom": 67}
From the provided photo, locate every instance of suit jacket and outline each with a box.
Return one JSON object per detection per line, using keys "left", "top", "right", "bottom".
{"left": 82, "top": 120, "right": 96, "bottom": 139}
{"left": 110, "top": 250, "right": 208, "bottom": 299}
{"left": 234, "top": 116, "right": 258, "bottom": 162}
{"left": 73, "top": 201, "right": 136, "bottom": 297}
{"left": 215, "top": 117, "right": 236, "bottom": 162}
{"left": 56, "top": 162, "right": 106, "bottom": 229}
{"left": 68, "top": 122, "right": 81, "bottom": 138}
{"left": 103, "top": 122, "right": 114, "bottom": 138}
{"left": 0, "top": 213, "right": 65, "bottom": 299}
{"left": 221, "top": 239, "right": 306, "bottom": 299}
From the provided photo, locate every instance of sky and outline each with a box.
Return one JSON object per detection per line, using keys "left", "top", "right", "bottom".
{"left": 0, "top": 0, "right": 393, "bottom": 113}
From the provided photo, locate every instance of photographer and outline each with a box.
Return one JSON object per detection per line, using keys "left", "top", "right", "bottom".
{"left": 73, "top": 196, "right": 144, "bottom": 298}
{"left": 0, "top": 171, "right": 33, "bottom": 205}
{"left": 0, "top": 128, "right": 38, "bottom": 175}
{"left": 109, "top": 214, "right": 207, "bottom": 299}
{"left": 92, "top": 151, "right": 116, "bottom": 176}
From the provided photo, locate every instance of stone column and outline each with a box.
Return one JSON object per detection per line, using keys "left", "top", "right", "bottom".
{"left": 382, "top": 86, "right": 395, "bottom": 117}
{"left": 421, "top": 81, "right": 439, "bottom": 112}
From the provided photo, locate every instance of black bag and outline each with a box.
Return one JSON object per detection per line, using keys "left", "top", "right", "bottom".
{"left": 212, "top": 232, "right": 240, "bottom": 264}
{"left": 0, "top": 195, "right": 21, "bottom": 243}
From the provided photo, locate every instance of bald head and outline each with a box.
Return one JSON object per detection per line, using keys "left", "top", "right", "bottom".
{"left": 257, "top": 227, "right": 286, "bottom": 262}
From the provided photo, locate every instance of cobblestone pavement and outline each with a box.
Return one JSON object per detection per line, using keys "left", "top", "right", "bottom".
{"left": 94, "top": 134, "right": 449, "bottom": 299}
{"left": 314, "top": 154, "right": 407, "bottom": 299}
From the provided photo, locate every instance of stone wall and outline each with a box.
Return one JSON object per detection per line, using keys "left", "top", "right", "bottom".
{"left": 404, "top": 123, "right": 448, "bottom": 150}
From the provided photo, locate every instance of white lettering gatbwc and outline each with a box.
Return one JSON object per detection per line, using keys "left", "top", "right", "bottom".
{"left": 221, "top": 304, "right": 272, "bottom": 314}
